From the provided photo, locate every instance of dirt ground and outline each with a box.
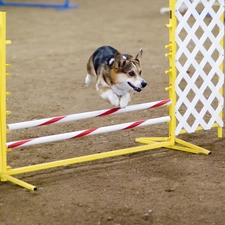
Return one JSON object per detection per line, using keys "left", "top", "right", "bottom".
{"left": 1, "top": 0, "right": 225, "bottom": 224}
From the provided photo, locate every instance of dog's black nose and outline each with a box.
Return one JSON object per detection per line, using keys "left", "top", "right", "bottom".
{"left": 141, "top": 81, "right": 147, "bottom": 88}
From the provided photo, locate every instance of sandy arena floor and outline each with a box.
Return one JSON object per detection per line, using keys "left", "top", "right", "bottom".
{"left": 0, "top": 0, "right": 225, "bottom": 224}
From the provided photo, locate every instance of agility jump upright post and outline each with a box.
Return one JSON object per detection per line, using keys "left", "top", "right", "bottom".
{"left": 0, "top": 11, "right": 15, "bottom": 188}
{"left": 0, "top": 0, "right": 224, "bottom": 190}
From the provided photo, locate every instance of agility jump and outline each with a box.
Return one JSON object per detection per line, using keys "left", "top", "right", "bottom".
{"left": 0, "top": 0, "right": 224, "bottom": 190}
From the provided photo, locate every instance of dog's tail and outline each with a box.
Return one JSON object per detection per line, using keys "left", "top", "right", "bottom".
{"left": 85, "top": 55, "right": 96, "bottom": 86}
{"left": 85, "top": 74, "right": 94, "bottom": 86}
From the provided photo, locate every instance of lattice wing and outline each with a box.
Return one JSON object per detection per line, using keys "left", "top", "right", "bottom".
{"left": 175, "top": 0, "right": 224, "bottom": 135}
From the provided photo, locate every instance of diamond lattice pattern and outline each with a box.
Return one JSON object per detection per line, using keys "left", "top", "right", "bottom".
{"left": 175, "top": 0, "right": 224, "bottom": 135}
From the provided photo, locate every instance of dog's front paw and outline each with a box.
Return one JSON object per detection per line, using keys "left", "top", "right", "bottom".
{"left": 119, "top": 100, "right": 128, "bottom": 108}
{"left": 100, "top": 89, "right": 120, "bottom": 107}
{"left": 120, "top": 93, "right": 131, "bottom": 108}
{"left": 109, "top": 95, "right": 120, "bottom": 107}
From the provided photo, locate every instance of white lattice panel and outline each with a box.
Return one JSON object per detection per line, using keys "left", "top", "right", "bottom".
{"left": 175, "top": 0, "right": 224, "bottom": 135}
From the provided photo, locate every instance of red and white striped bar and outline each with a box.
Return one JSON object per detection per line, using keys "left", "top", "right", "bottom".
{"left": 7, "top": 99, "right": 171, "bottom": 131}
{"left": 7, "top": 116, "right": 170, "bottom": 149}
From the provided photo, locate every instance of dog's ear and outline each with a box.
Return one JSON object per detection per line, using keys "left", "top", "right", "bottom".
{"left": 135, "top": 49, "right": 143, "bottom": 61}
{"left": 114, "top": 52, "right": 126, "bottom": 68}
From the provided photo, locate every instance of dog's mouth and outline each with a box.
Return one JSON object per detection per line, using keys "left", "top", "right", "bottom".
{"left": 128, "top": 82, "right": 142, "bottom": 92}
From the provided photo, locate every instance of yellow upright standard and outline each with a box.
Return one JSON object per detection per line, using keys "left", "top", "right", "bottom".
{"left": 0, "top": 12, "right": 37, "bottom": 190}
{"left": 0, "top": 11, "right": 8, "bottom": 184}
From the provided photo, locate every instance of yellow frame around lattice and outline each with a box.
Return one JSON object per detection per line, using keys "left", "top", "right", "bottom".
{"left": 1, "top": 1, "right": 222, "bottom": 190}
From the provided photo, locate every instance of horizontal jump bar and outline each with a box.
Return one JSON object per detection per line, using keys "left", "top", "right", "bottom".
{"left": 8, "top": 99, "right": 171, "bottom": 131}
{"left": 7, "top": 116, "right": 171, "bottom": 149}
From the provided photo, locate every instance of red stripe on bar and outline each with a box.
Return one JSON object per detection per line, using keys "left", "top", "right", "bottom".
{"left": 7, "top": 139, "right": 31, "bottom": 149}
{"left": 97, "top": 108, "right": 120, "bottom": 117}
{"left": 123, "top": 120, "right": 145, "bottom": 130}
{"left": 73, "top": 128, "right": 98, "bottom": 138}
{"left": 39, "top": 116, "right": 66, "bottom": 126}
{"left": 151, "top": 99, "right": 170, "bottom": 108}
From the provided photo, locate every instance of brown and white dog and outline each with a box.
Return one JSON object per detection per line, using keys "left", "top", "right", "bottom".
{"left": 85, "top": 46, "right": 147, "bottom": 108}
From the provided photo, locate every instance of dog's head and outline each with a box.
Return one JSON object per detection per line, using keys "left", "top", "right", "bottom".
{"left": 110, "top": 49, "right": 147, "bottom": 92}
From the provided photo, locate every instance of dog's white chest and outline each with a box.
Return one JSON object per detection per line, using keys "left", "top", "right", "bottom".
{"left": 111, "top": 84, "right": 129, "bottom": 96}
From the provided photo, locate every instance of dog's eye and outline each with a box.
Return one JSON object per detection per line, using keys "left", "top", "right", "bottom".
{"left": 139, "top": 70, "right": 142, "bottom": 75}
{"left": 129, "top": 71, "right": 135, "bottom": 76}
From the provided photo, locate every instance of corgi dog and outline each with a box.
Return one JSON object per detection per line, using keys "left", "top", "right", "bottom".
{"left": 85, "top": 46, "right": 147, "bottom": 108}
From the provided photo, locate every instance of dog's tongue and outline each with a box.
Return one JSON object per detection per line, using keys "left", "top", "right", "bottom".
{"left": 133, "top": 87, "right": 142, "bottom": 92}
{"left": 128, "top": 82, "right": 142, "bottom": 92}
